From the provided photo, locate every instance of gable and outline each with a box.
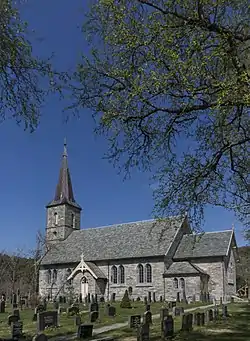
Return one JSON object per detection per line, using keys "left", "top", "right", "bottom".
{"left": 41, "top": 215, "right": 186, "bottom": 265}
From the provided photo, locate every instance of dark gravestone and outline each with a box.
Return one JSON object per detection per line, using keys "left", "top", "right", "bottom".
{"left": 200, "top": 312, "right": 205, "bottom": 326}
{"left": 89, "top": 302, "right": 99, "bottom": 313}
{"left": 12, "top": 321, "right": 23, "bottom": 340}
{"left": 75, "top": 316, "right": 81, "bottom": 326}
{"left": 0, "top": 300, "right": 5, "bottom": 313}
{"left": 196, "top": 313, "right": 201, "bottom": 326}
{"left": 12, "top": 294, "right": 17, "bottom": 306}
{"left": 181, "top": 314, "right": 188, "bottom": 331}
{"left": 13, "top": 309, "right": 20, "bottom": 320}
{"left": 173, "top": 306, "right": 184, "bottom": 316}
{"left": 147, "top": 292, "right": 151, "bottom": 303}
{"left": 8, "top": 314, "right": 19, "bottom": 326}
{"left": 160, "top": 308, "right": 169, "bottom": 331}
{"left": 107, "top": 305, "right": 116, "bottom": 317}
{"left": 129, "top": 315, "right": 141, "bottom": 328}
{"left": 87, "top": 293, "right": 91, "bottom": 303}
{"left": 32, "top": 333, "right": 48, "bottom": 341}
{"left": 90, "top": 311, "right": 99, "bottom": 323}
{"left": 67, "top": 306, "right": 79, "bottom": 316}
{"left": 222, "top": 304, "right": 229, "bottom": 318}
{"left": 152, "top": 292, "right": 156, "bottom": 303}
{"left": 77, "top": 324, "right": 93, "bottom": 339}
{"left": 145, "top": 304, "right": 150, "bottom": 312}
{"left": 176, "top": 292, "right": 180, "bottom": 303}
{"left": 208, "top": 309, "right": 213, "bottom": 322}
{"left": 37, "top": 311, "right": 58, "bottom": 331}
{"left": 137, "top": 323, "right": 149, "bottom": 341}
{"left": 163, "top": 316, "right": 174, "bottom": 339}
{"left": 187, "top": 314, "right": 193, "bottom": 331}
{"left": 143, "top": 311, "right": 152, "bottom": 325}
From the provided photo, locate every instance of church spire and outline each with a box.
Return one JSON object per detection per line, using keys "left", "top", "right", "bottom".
{"left": 46, "top": 140, "right": 81, "bottom": 209}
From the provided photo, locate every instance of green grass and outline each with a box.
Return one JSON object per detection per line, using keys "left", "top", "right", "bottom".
{"left": 0, "top": 300, "right": 205, "bottom": 339}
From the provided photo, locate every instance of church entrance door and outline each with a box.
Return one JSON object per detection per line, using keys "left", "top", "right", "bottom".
{"left": 81, "top": 277, "right": 88, "bottom": 299}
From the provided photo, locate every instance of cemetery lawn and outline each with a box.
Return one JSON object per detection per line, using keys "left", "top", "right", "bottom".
{"left": 101, "top": 303, "right": 250, "bottom": 341}
{"left": 0, "top": 301, "right": 204, "bottom": 339}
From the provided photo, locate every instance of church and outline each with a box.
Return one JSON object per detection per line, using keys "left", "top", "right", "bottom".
{"left": 39, "top": 142, "right": 238, "bottom": 302}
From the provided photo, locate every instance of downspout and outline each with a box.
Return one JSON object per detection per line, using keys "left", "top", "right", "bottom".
{"left": 107, "top": 262, "right": 110, "bottom": 301}
{"left": 222, "top": 258, "right": 225, "bottom": 302}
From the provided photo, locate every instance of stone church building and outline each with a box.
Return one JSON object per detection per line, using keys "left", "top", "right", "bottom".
{"left": 39, "top": 142, "right": 238, "bottom": 302}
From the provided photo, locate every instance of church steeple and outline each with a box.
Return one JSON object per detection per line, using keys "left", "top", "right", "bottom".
{"left": 47, "top": 139, "right": 81, "bottom": 209}
{"left": 45, "top": 140, "right": 81, "bottom": 243}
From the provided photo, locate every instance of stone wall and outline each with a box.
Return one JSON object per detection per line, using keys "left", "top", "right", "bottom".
{"left": 224, "top": 247, "right": 237, "bottom": 299}
{"left": 164, "top": 275, "right": 200, "bottom": 301}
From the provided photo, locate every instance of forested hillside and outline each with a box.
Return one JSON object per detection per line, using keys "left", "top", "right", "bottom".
{"left": 237, "top": 246, "right": 250, "bottom": 290}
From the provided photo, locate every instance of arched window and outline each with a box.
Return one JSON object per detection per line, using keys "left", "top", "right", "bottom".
{"left": 52, "top": 269, "right": 57, "bottom": 283}
{"left": 111, "top": 266, "right": 117, "bottom": 284}
{"left": 138, "top": 264, "right": 144, "bottom": 283}
{"left": 173, "top": 278, "right": 178, "bottom": 289}
{"left": 180, "top": 278, "right": 185, "bottom": 289}
{"left": 47, "top": 269, "right": 52, "bottom": 284}
{"left": 71, "top": 213, "right": 75, "bottom": 228}
{"left": 66, "top": 268, "right": 72, "bottom": 285}
{"left": 145, "top": 264, "right": 152, "bottom": 283}
{"left": 54, "top": 212, "right": 58, "bottom": 225}
{"left": 118, "top": 265, "right": 125, "bottom": 284}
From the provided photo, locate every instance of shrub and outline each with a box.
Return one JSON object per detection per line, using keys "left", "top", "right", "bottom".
{"left": 120, "top": 289, "right": 131, "bottom": 308}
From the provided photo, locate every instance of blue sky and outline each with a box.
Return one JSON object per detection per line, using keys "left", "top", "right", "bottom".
{"left": 0, "top": 0, "right": 247, "bottom": 253}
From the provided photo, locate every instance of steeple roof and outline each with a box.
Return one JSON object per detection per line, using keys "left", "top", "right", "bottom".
{"left": 46, "top": 140, "right": 81, "bottom": 209}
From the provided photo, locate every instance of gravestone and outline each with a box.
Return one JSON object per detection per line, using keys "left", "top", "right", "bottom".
{"left": 173, "top": 306, "right": 184, "bottom": 316}
{"left": 8, "top": 314, "right": 19, "bottom": 326}
{"left": 32, "top": 333, "right": 48, "bottom": 341}
{"left": 107, "top": 305, "right": 116, "bottom": 317}
{"left": 0, "top": 300, "right": 5, "bottom": 313}
{"left": 129, "top": 315, "right": 141, "bottom": 328}
{"left": 143, "top": 311, "right": 152, "bottom": 325}
{"left": 137, "top": 323, "right": 149, "bottom": 341}
{"left": 12, "top": 321, "right": 23, "bottom": 340}
{"left": 187, "top": 314, "right": 193, "bottom": 331}
{"left": 90, "top": 311, "right": 99, "bottom": 323}
{"left": 37, "top": 311, "right": 58, "bottom": 331}
{"left": 176, "top": 292, "right": 180, "bottom": 303}
{"left": 152, "top": 292, "right": 156, "bottom": 303}
{"left": 143, "top": 297, "right": 147, "bottom": 305}
{"left": 181, "top": 314, "right": 188, "bottom": 331}
{"left": 208, "top": 309, "right": 213, "bottom": 322}
{"left": 159, "top": 296, "right": 163, "bottom": 302}
{"left": 89, "top": 302, "right": 99, "bottom": 313}
{"left": 160, "top": 308, "right": 169, "bottom": 331}
{"left": 13, "top": 309, "right": 20, "bottom": 320}
{"left": 147, "top": 292, "right": 151, "bottom": 303}
{"left": 162, "top": 316, "right": 174, "bottom": 339}
{"left": 77, "top": 324, "right": 93, "bottom": 339}
{"left": 205, "top": 310, "right": 210, "bottom": 324}
{"left": 222, "top": 304, "right": 229, "bottom": 318}
{"left": 145, "top": 304, "right": 150, "bottom": 312}
{"left": 196, "top": 312, "right": 201, "bottom": 326}
{"left": 75, "top": 316, "right": 81, "bottom": 326}
{"left": 67, "top": 305, "right": 79, "bottom": 316}
{"left": 200, "top": 312, "right": 205, "bottom": 326}
{"left": 12, "top": 293, "right": 17, "bottom": 307}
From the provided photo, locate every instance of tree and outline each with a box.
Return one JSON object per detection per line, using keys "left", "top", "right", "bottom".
{"left": 0, "top": 0, "right": 66, "bottom": 131}
{"left": 71, "top": 0, "right": 250, "bottom": 230}
{"left": 120, "top": 289, "right": 131, "bottom": 308}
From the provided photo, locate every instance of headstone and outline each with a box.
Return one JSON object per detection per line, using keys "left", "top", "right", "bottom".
{"left": 162, "top": 316, "right": 174, "bottom": 339}
{"left": 129, "top": 315, "right": 141, "bottom": 328}
{"left": 107, "top": 305, "right": 116, "bottom": 317}
{"left": 143, "top": 297, "right": 147, "bottom": 305}
{"left": 143, "top": 311, "right": 152, "bottom": 325}
{"left": 137, "top": 323, "right": 149, "bottom": 341}
{"left": 147, "top": 292, "right": 151, "bottom": 303}
{"left": 222, "top": 304, "right": 228, "bottom": 318}
{"left": 145, "top": 304, "right": 150, "bottom": 312}
{"left": 181, "top": 314, "right": 188, "bottom": 331}
{"left": 8, "top": 314, "right": 19, "bottom": 326}
{"left": 13, "top": 309, "right": 20, "bottom": 320}
{"left": 12, "top": 293, "right": 17, "bottom": 306}
{"left": 90, "top": 311, "right": 99, "bottom": 323}
{"left": 152, "top": 292, "right": 156, "bottom": 303}
{"left": 12, "top": 321, "right": 23, "bottom": 340}
{"left": 160, "top": 308, "right": 169, "bottom": 331}
{"left": 37, "top": 311, "right": 58, "bottom": 331}
{"left": 0, "top": 300, "right": 5, "bottom": 313}
{"left": 77, "top": 324, "right": 93, "bottom": 339}
{"left": 196, "top": 312, "right": 201, "bottom": 326}
{"left": 67, "top": 305, "right": 79, "bottom": 316}
{"left": 75, "top": 315, "right": 81, "bottom": 326}
{"left": 205, "top": 310, "right": 210, "bottom": 324}
{"left": 208, "top": 309, "right": 213, "bottom": 322}
{"left": 173, "top": 306, "right": 184, "bottom": 316}
{"left": 200, "top": 312, "right": 205, "bottom": 326}
{"left": 32, "top": 333, "right": 48, "bottom": 341}
{"left": 89, "top": 302, "right": 99, "bottom": 313}
{"left": 159, "top": 296, "right": 163, "bottom": 302}
{"left": 87, "top": 293, "right": 91, "bottom": 303}
{"left": 176, "top": 292, "right": 180, "bottom": 303}
{"left": 187, "top": 313, "right": 193, "bottom": 331}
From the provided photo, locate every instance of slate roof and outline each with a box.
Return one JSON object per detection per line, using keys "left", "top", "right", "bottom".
{"left": 173, "top": 230, "right": 233, "bottom": 260}
{"left": 164, "top": 261, "right": 207, "bottom": 276}
{"left": 41, "top": 215, "right": 185, "bottom": 265}
{"left": 85, "top": 262, "right": 106, "bottom": 279}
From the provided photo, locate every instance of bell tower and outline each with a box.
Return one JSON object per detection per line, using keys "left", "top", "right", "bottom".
{"left": 46, "top": 140, "right": 82, "bottom": 243}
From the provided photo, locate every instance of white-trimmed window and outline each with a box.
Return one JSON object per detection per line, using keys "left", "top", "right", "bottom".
{"left": 138, "top": 264, "right": 144, "bottom": 283}
{"left": 145, "top": 264, "right": 152, "bottom": 283}
{"left": 173, "top": 277, "right": 178, "bottom": 289}
{"left": 118, "top": 265, "right": 125, "bottom": 284}
{"left": 111, "top": 265, "right": 118, "bottom": 284}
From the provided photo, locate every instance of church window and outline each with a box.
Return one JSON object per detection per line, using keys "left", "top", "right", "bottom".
{"left": 71, "top": 213, "right": 75, "bottom": 228}
{"left": 47, "top": 269, "right": 52, "bottom": 284}
{"left": 53, "top": 269, "right": 57, "bottom": 283}
{"left": 54, "top": 212, "right": 58, "bottom": 225}
{"left": 111, "top": 266, "right": 118, "bottom": 284}
{"left": 138, "top": 264, "right": 144, "bottom": 283}
{"left": 173, "top": 278, "right": 178, "bottom": 289}
{"left": 180, "top": 278, "right": 185, "bottom": 289}
{"left": 118, "top": 265, "right": 125, "bottom": 284}
{"left": 145, "top": 264, "right": 152, "bottom": 283}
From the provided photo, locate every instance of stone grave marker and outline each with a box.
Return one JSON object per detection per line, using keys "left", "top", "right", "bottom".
{"left": 75, "top": 315, "right": 81, "bottom": 326}
{"left": 145, "top": 304, "right": 150, "bottom": 312}
{"left": 196, "top": 312, "right": 201, "bottom": 326}
{"left": 137, "top": 323, "right": 149, "bottom": 341}
{"left": 162, "top": 316, "right": 174, "bottom": 339}
{"left": 205, "top": 310, "right": 210, "bottom": 324}
{"left": 200, "top": 312, "right": 205, "bottom": 326}
{"left": 143, "top": 311, "right": 152, "bottom": 325}
{"left": 12, "top": 321, "right": 23, "bottom": 340}
{"left": 13, "top": 309, "right": 20, "bottom": 320}
{"left": 0, "top": 300, "right": 5, "bottom": 313}
{"left": 187, "top": 313, "right": 193, "bottom": 331}
{"left": 8, "top": 314, "right": 19, "bottom": 326}
{"left": 89, "top": 302, "right": 99, "bottom": 313}
{"left": 77, "top": 324, "right": 93, "bottom": 339}
{"left": 222, "top": 304, "right": 229, "bottom": 318}
{"left": 208, "top": 309, "right": 213, "bottom": 322}
{"left": 152, "top": 292, "right": 156, "bottom": 303}
{"left": 32, "top": 333, "right": 48, "bottom": 341}
{"left": 148, "top": 291, "right": 152, "bottom": 303}
{"left": 181, "top": 314, "right": 188, "bottom": 331}
{"left": 107, "top": 305, "right": 116, "bottom": 317}
{"left": 129, "top": 315, "right": 141, "bottom": 328}
{"left": 90, "top": 311, "right": 99, "bottom": 323}
{"left": 160, "top": 308, "right": 169, "bottom": 331}
{"left": 12, "top": 293, "right": 17, "bottom": 308}
{"left": 176, "top": 292, "right": 180, "bottom": 303}
{"left": 67, "top": 305, "right": 79, "bottom": 316}
{"left": 37, "top": 311, "right": 58, "bottom": 331}
{"left": 173, "top": 306, "right": 184, "bottom": 316}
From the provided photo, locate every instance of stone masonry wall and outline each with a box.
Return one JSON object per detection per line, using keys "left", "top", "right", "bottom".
{"left": 224, "top": 248, "right": 237, "bottom": 299}
{"left": 164, "top": 276, "right": 200, "bottom": 302}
